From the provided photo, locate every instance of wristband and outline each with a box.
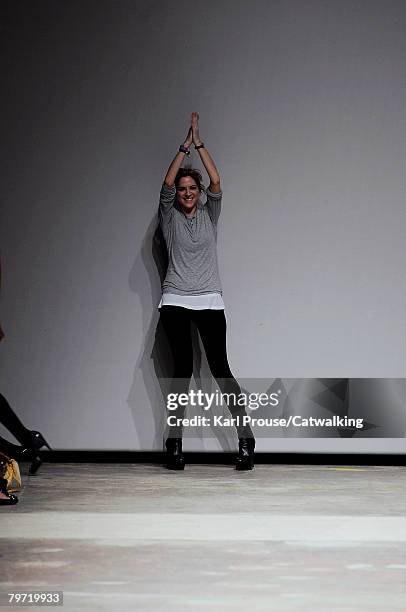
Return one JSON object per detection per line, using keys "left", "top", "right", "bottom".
{"left": 195, "top": 142, "right": 205, "bottom": 150}
{"left": 179, "top": 144, "right": 190, "bottom": 155}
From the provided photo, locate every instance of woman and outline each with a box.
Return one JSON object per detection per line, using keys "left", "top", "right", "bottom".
{"left": 0, "top": 256, "right": 51, "bottom": 500}
{"left": 158, "top": 112, "right": 255, "bottom": 471}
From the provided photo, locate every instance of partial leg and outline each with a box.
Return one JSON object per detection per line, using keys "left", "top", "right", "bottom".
{"left": 194, "top": 310, "right": 254, "bottom": 439}
{"left": 0, "top": 393, "right": 30, "bottom": 445}
{"left": 0, "top": 434, "right": 22, "bottom": 458}
{"left": 159, "top": 306, "right": 193, "bottom": 441}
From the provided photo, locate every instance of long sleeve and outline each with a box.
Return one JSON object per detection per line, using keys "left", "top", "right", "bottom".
{"left": 159, "top": 183, "right": 176, "bottom": 226}
{"left": 205, "top": 188, "right": 222, "bottom": 227}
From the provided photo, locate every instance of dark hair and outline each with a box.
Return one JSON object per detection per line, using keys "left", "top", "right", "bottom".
{"left": 174, "top": 168, "right": 205, "bottom": 193}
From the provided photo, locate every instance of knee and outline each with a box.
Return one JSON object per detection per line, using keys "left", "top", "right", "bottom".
{"left": 209, "top": 359, "right": 233, "bottom": 380}
{"left": 173, "top": 364, "right": 193, "bottom": 380}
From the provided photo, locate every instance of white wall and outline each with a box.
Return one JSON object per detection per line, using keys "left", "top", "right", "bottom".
{"left": 1, "top": 0, "right": 405, "bottom": 450}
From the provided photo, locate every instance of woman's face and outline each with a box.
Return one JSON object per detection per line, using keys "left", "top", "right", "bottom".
{"left": 176, "top": 176, "right": 200, "bottom": 214}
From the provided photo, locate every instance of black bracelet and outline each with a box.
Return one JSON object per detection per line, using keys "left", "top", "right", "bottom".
{"left": 195, "top": 142, "right": 205, "bottom": 150}
{"left": 179, "top": 144, "right": 190, "bottom": 155}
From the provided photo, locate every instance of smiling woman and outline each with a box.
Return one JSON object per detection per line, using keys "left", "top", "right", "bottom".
{"left": 175, "top": 169, "right": 204, "bottom": 217}
{"left": 156, "top": 112, "right": 255, "bottom": 472}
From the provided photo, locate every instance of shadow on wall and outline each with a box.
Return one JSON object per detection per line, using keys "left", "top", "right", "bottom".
{"left": 127, "top": 216, "right": 169, "bottom": 450}
{"left": 127, "top": 213, "right": 230, "bottom": 451}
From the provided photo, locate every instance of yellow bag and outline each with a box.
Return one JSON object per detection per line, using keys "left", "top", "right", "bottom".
{"left": 0, "top": 452, "right": 22, "bottom": 493}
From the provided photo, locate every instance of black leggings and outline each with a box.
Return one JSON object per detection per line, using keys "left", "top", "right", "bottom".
{"left": 159, "top": 306, "right": 253, "bottom": 439}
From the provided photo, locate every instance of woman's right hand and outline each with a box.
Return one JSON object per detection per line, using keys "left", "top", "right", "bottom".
{"left": 191, "top": 112, "right": 203, "bottom": 146}
{"left": 183, "top": 126, "right": 193, "bottom": 148}
{"left": 163, "top": 118, "right": 192, "bottom": 187}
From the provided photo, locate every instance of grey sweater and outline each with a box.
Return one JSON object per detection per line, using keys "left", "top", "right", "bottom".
{"left": 159, "top": 183, "right": 223, "bottom": 295}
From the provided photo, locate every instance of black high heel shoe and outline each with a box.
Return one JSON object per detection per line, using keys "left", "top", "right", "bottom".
{"left": 165, "top": 438, "right": 185, "bottom": 470}
{"left": 25, "top": 431, "right": 52, "bottom": 451}
{"left": 235, "top": 437, "right": 256, "bottom": 471}
{"left": 0, "top": 477, "right": 18, "bottom": 505}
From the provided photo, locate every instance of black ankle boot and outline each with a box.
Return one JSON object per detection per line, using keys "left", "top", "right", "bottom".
{"left": 18, "top": 448, "right": 42, "bottom": 475}
{"left": 18, "top": 431, "right": 51, "bottom": 476}
{"left": 235, "top": 437, "right": 255, "bottom": 471}
{"left": 165, "top": 438, "right": 185, "bottom": 470}
{"left": 0, "top": 477, "right": 18, "bottom": 505}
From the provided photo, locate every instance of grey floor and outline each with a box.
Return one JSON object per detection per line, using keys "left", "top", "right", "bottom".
{"left": 1, "top": 462, "right": 406, "bottom": 611}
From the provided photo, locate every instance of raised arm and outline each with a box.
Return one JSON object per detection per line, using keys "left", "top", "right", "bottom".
{"left": 163, "top": 126, "right": 193, "bottom": 188}
{"left": 191, "top": 112, "right": 221, "bottom": 193}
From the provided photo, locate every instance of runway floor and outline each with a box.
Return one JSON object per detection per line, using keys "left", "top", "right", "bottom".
{"left": 1, "top": 462, "right": 406, "bottom": 611}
